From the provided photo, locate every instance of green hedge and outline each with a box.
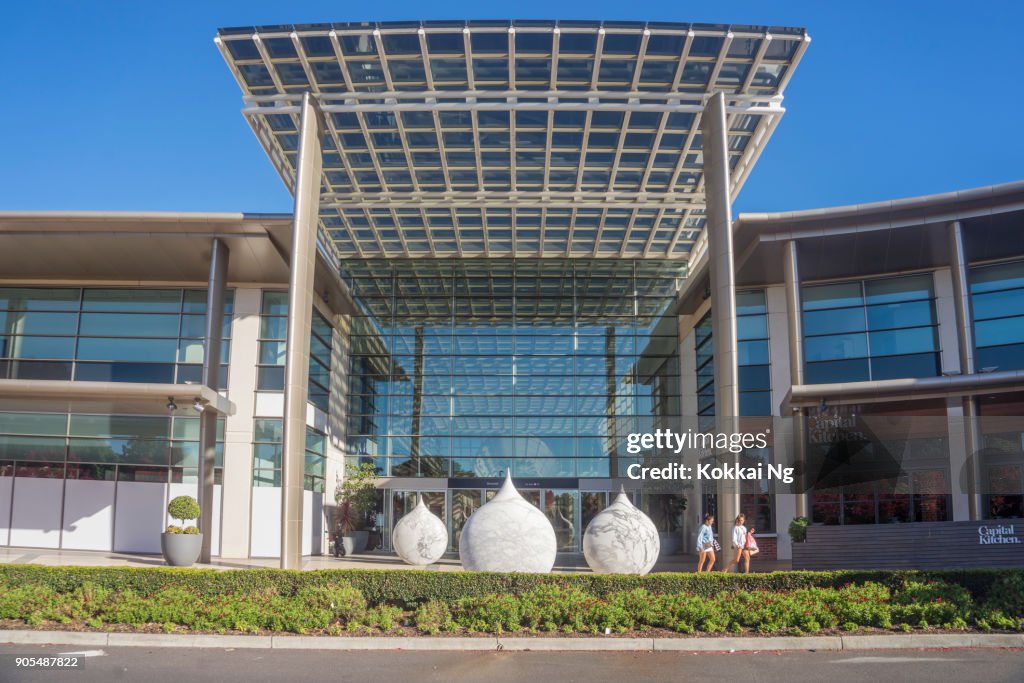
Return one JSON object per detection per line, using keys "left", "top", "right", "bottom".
{"left": 0, "top": 565, "right": 1018, "bottom": 607}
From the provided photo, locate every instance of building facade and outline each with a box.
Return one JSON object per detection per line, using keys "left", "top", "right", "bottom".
{"left": 0, "top": 20, "right": 1021, "bottom": 566}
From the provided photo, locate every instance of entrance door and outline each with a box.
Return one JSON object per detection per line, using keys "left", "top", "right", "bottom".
{"left": 389, "top": 490, "right": 446, "bottom": 551}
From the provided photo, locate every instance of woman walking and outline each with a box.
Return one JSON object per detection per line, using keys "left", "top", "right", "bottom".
{"left": 696, "top": 513, "right": 716, "bottom": 572}
{"left": 724, "top": 513, "right": 750, "bottom": 573}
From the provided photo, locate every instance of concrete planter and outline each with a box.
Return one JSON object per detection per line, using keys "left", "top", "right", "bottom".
{"left": 161, "top": 533, "right": 203, "bottom": 567}
{"left": 658, "top": 531, "right": 680, "bottom": 556}
{"left": 341, "top": 530, "right": 368, "bottom": 556}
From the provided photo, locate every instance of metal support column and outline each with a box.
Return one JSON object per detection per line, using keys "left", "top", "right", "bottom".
{"left": 701, "top": 92, "right": 741, "bottom": 548}
{"left": 783, "top": 240, "right": 808, "bottom": 518}
{"left": 281, "top": 92, "right": 323, "bottom": 569}
{"left": 198, "top": 237, "right": 229, "bottom": 563}
{"left": 948, "top": 220, "right": 982, "bottom": 520}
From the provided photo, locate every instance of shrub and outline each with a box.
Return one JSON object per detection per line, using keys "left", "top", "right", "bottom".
{"left": 0, "top": 566, "right": 1014, "bottom": 607}
{"left": 183, "top": 527, "right": 201, "bottom": 535}
{"left": 982, "top": 573, "right": 1024, "bottom": 619}
{"left": 363, "top": 604, "right": 404, "bottom": 630}
{"left": 1, "top": 565, "right": 1021, "bottom": 637}
{"left": 834, "top": 583, "right": 893, "bottom": 628}
{"left": 165, "top": 526, "right": 183, "bottom": 534}
{"left": 413, "top": 600, "right": 454, "bottom": 634}
{"left": 788, "top": 516, "right": 809, "bottom": 543}
{"left": 295, "top": 583, "right": 367, "bottom": 624}
{"left": 892, "top": 580, "right": 973, "bottom": 626}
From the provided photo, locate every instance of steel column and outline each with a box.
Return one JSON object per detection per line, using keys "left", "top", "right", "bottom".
{"left": 948, "top": 220, "right": 982, "bottom": 520}
{"left": 783, "top": 240, "right": 808, "bottom": 518}
{"left": 198, "top": 238, "right": 228, "bottom": 563}
{"left": 281, "top": 92, "right": 323, "bottom": 569}
{"left": 701, "top": 92, "right": 741, "bottom": 548}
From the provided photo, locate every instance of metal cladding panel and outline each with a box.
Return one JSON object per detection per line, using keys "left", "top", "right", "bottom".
{"left": 792, "top": 521, "right": 1024, "bottom": 570}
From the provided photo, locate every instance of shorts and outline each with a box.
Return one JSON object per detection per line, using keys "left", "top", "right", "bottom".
{"left": 698, "top": 542, "right": 714, "bottom": 553}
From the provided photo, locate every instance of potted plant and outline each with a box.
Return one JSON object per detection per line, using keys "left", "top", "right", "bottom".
{"left": 788, "top": 515, "right": 809, "bottom": 543}
{"left": 161, "top": 495, "right": 202, "bottom": 566}
{"left": 333, "top": 463, "right": 379, "bottom": 555}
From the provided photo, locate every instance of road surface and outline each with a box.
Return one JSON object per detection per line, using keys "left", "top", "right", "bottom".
{"left": 1, "top": 644, "right": 1021, "bottom": 683}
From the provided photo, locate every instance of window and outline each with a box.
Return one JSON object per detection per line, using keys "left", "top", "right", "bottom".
{"left": 810, "top": 434, "right": 951, "bottom": 525}
{"left": 0, "top": 287, "right": 232, "bottom": 385}
{"left": 252, "top": 418, "right": 326, "bottom": 492}
{"left": 0, "top": 411, "right": 223, "bottom": 483}
{"left": 970, "top": 260, "right": 1024, "bottom": 372}
{"left": 258, "top": 293, "right": 334, "bottom": 412}
{"left": 694, "top": 312, "right": 714, "bottom": 431}
{"left": 736, "top": 290, "right": 771, "bottom": 416}
{"left": 802, "top": 274, "right": 939, "bottom": 384}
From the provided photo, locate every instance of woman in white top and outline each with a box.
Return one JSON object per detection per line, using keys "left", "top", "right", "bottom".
{"left": 723, "top": 513, "right": 750, "bottom": 573}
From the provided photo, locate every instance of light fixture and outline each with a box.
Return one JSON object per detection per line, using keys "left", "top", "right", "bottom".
{"left": 192, "top": 398, "right": 206, "bottom": 413}
{"left": 166, "top": 397, "right": 177, "bottom": 412}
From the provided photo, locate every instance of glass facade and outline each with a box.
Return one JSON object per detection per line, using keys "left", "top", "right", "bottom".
{"left": 691, "top": 291, "right": 775, "bottom": 532}
{"left": 970, "top": 260, "right": 1024, "bottom": 372}
{"left": 343, "top": 259, "right": 682, "bottom": 479}
{"left": 802, "top": 274, "right": 940, "bottom": 384}
{"left": 0, "top": 412, "right": 224, "bottom": 483}
{"left": 257, "top": 292, "right": 334, "bottom": 412}
{"left": 0, "top": 287, "right": 232, "bottom": 385}
{"left": 251, "top": 418, "right": 327, "bottom": 492}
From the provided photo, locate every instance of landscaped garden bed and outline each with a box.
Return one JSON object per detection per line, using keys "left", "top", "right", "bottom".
{"left": 1, "top": 565, "right": 1021, "bottom": 638}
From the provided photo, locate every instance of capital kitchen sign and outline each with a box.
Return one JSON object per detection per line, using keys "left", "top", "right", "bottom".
{"left": 978, "top": 524, "right": 1022, "bottom": 545}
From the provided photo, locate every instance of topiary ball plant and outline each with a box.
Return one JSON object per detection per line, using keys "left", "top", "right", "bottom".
{"left": 167, "top": 495, "right": 201, "bottom": 534}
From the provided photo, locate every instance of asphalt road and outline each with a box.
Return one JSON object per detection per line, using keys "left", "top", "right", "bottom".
{"left": 1, "top": 644, "right": 1022, "bottom": 683}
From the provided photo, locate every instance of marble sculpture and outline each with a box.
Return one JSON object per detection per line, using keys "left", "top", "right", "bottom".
{"left": 582, "top": 487, "right": 660, "bottom": 574}
{"left": 459, "top": 471, "right": 557, "bottom": 572}
{"left": 392, "top": 494, "right": 448, "bottom": 566}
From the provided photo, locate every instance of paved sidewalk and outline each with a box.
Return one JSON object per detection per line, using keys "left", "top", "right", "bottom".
{"left": 0, "top": 546, "right": 793, "bottom": 572}
{"left": 1, "top": 629, "right": 1021, "bottom": 652}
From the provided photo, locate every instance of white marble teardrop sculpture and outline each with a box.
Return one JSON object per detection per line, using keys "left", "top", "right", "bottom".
{"left": 458, "top": 471, "right": 557, "bottom": 573}
{"left": 582, "top": 487, "right": 660, "bottom": 575}
{"left": 392, "top": 494, "right": 448, "bottom": 566}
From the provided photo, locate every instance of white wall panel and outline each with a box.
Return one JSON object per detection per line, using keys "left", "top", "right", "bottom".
{"left": 113, "top": 482, "right": 167, "bottom": 554}
{"left": 309, "top": 491, "right": 323, "bottom": 555}
{"left": 302, "top": 490, "right": 313, "bottom": 556}
{"left": 254, "top": 393, "right": 284, "bottom": 418}
{"left": 249, "top": 486, "right": 281, "bottom": 557}
{"left": 9, "top": 478, "right": 64, "bottom": 548}
{"left": 0, "top": 476, "right": 12, "bottom": 546}
{"left": 61, "top": 480, "right": 115, "bottom": 551}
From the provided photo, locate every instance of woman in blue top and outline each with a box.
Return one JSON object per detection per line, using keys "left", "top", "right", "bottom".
{"left": 696, "top": 513, "right": 716, "bottom": 572}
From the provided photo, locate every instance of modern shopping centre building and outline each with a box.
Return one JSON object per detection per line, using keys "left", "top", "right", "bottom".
{"left": 1, "top": 20, "right": 1022, "bottom": 568}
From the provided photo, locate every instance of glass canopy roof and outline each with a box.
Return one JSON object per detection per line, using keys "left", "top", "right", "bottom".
{"left": 216, "top": 20, "right": 809, "bottom": 260}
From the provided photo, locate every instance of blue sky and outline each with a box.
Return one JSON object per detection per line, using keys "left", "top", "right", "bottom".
{"left": 2, "top": 1, "right": 1021, "bottom": 215}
